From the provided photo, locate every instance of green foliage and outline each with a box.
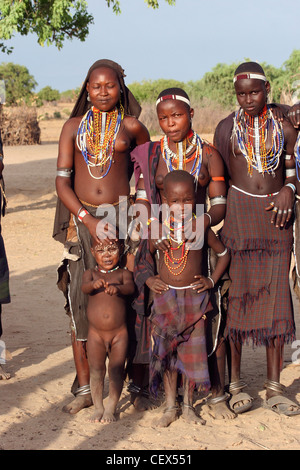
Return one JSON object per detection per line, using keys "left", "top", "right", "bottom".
{"left": 128, "top": 51, "right": 300, "bottom": 109}
{"left": 272, "top": 49, "right": 300, "bottom": 102}
{"left": 106, "top": 0, "right": 175, "bottom": 14}
{"left": 0, "top": 0, "right": 175, "bottom": 52}
{"left": 37, "top": 85, "right": 60, "bottom": 102}
{"left": 129, "top": 78, "right": 185, "bottom": 104}
{"left": 0, "top": 62, "right": 37, "bottom": 105}
{"left": 60, "top": 87, "right": 80, "bottom": 101}
{"left": 0, "top": 0, "right": 93, "bottom": 51}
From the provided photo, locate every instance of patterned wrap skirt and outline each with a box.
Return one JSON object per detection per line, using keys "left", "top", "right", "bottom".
{"left": 149, "top": 288, "right": 212, "bottom": 396}
{"left": 220, "top": 185, "right": 295, "bottom": 346}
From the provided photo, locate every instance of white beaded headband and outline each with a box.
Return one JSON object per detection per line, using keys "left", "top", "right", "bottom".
{"left": 233, "top": 73, "right": 267, "bottom": 83}
{"left": 156, "top": 94, "right": 191, "bottom": 107}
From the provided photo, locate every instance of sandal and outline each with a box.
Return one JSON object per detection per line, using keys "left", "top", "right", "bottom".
{"left": 264, "top": 379, "right": 300, "bottom": 416}
{"left": 229, "top": 380, "right": 253, "bottom": 414}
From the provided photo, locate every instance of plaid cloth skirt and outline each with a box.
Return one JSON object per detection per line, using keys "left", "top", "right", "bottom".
{"left": 292, "top": 198, "right": 300, "bottom": 300}
{"left": 149, "top": 288, "right": 212, "bottom": 396}
{"left": 220, "top": 186, "right": 295, "bottom": 346}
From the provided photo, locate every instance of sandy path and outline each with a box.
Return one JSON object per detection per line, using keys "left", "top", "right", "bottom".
{"left": 0, "top": 126, "right": 300, "bottom": 451}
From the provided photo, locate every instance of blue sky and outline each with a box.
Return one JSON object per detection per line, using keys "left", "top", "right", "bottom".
{"left": 1, "top": 0, "right": 299, "bottom": 92}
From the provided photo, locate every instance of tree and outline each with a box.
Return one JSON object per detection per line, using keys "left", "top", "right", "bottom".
{"left": 0, "top": 62, "right": 37, "bottom": 105}
{"left": 0, "top": 0, "right": 175, "bottom": 53}
{"left": 129, "top": 78, "right": 184, "bottom": 104}
{"left": 37, "top": 85, "right": 60, "bottom": 102}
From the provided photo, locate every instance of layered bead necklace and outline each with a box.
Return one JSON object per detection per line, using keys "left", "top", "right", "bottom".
{"left": 233, "top": 105, "right": 284, "bottom": 176}
{"left": 164, "top": 240, "right": 189, "bottom": 276}
{"left": 160, "top": 130, "right": 203, "bottom": 181}
{"left": 77, "top": 105, "right": 124, "bottom": 179}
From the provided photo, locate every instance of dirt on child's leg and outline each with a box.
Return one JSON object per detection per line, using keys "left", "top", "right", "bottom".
{"left": 87, "top": 328, "right": 107, "bottom": 422}
{"left": 101, "top": 327, "right": 128, "bottom": 424}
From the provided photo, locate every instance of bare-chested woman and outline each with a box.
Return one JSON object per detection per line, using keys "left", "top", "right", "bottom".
{"left": 214, "top": 62, "right": 300, "bottom": 416}
{"left": 53, "top": 59, "right": 149, "bottom": 414}
{"left": 131, "top": 88, "right": 234, "bottom": 419}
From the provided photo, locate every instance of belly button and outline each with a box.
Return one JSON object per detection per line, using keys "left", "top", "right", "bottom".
{"left": 97, "top": 189, "right": 102, "bottom": 194}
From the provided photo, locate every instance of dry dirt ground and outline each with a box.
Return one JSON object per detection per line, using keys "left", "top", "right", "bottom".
{"left": 0, "top": 120, "right": 300, "bottom": 451}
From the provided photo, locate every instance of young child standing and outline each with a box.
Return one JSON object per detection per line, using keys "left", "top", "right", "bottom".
{"left": 82, "top": 239, "right": 135, "bottom": 423}
{"left": 145, "top": 170, "right": 230, "bottom": 427}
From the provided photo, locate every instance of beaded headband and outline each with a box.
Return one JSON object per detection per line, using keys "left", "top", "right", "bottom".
{"left": 233, "top": 73, "right": 267, "bottom": 83}
{"left": 156, "top": 94, "right": 191, "bottom": 107}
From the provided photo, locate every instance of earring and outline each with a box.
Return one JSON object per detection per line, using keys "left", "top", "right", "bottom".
{"left": 87, "top": 93, "right": 90, "bottom": 102}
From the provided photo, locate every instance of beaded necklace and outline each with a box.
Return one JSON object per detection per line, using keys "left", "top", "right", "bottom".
{"left": 77, "top": 105, "right": 124, "bottom": 179}
{"left": 160, "top": 130, "right": 203, "bottom": 182}
{"left": 233, "top": 105, "right": 284, "bottom": 176}
{"left": 296, "top": 132, "right": 300, "bottom": 182}
{"left": 164, "top": 240, "right": 189, "bottom": 276}
{"left": 96, "top": 265, "right": 120, "bottom": 274}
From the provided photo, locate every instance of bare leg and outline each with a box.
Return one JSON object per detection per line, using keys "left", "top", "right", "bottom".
{"left": 87, "top": 328, "right": 107, "bottom": 423}
{"left": 265, "top": 338, "right": 282, "bottom": 399}
{"left": 62, "top": 331, "right": 92, "bottom": 414}
{"left": 228, "top": 340, "right": 253, "bottom": 413}
{"left": 181, "top": 376, "right": 205, "bottom": 425}
{"left": 101, "top": 328, "right": 128, "bottom": 423}
{"left": 152, "top": 371, "right": 178, "bottom": 428}
{"left": 207, "top": 341, "right": 235, "bottom": 419}
{"left": 129, "top": 364, "right": 154, "bottom": 411}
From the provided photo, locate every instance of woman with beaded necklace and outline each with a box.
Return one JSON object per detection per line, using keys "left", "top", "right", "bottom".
{"left": 214, "top": 62, "right": 300, "bottom": 416}
{"left": 131, "top": 88, "right": 233, "bottom": 420}
{"left": 53, "top": 59, "right": 149, "bottom": 415}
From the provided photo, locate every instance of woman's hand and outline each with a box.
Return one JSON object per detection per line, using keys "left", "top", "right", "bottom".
{"left": 265, "top": 186, "right": 294, "bottom": 228}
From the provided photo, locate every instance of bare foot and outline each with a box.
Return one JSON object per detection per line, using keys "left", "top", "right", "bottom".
{"left": 206, "top": 394, "right": 236, "bottom": 420}
{"left": 88, "top": 408, "right": 104, "bottom": 423}
{"left": 207, "top": 401, "right": 236, "bottom": 419}
{"left": 152, "top": 406, "right": 178, "bottom": 428}
{"left": 0, "top": 364, "right": 11, "bottom": 380}
{"left": 62, "top": 394, "right": 92, "bottom": 414}
{"left": 101, "top": 410, "right": 117, "bottom": 424}
{"left": 182, "top": 403, "right": 206, "bottom": 425}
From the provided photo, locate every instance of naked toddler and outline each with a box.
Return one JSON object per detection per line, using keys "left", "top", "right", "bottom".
{"left": 82, "top": 239, "right": 135, "bottom": 423}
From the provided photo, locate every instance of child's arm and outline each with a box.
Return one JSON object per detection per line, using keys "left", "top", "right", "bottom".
{"left": 146, "top": 275, "right": 169, "bottom": 294}
{"left": 105, "top": 269, "right": 135, "bottom": 296}
{"left": 81, "top": 269, "right": 105, "bottom": 294}
{"left": 145, "top": 241, "right": 169, "bottom": 294}
{"left": 191, "top": 229, "right": 230, "bottom": 293}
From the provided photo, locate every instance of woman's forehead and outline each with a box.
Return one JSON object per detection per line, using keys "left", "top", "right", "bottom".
{"left": 234, "top": 78, "right": 266, "bottom": 92}
{"left": 89, "top": 66, "right": 119, "bottom": 82}
{"left": 157, "top": 99, "right": 189, "bottom": 113}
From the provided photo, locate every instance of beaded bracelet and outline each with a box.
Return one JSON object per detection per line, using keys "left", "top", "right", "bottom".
{"left": 78, "top": 208, "right": 89, "bottom": 223}
{"left": 285, "top": 183, "right": 296, "bottom": 194}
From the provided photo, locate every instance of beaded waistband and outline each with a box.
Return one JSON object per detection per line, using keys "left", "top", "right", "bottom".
{"left": 231, "top": 185, "right": 279, "bottom": 198}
